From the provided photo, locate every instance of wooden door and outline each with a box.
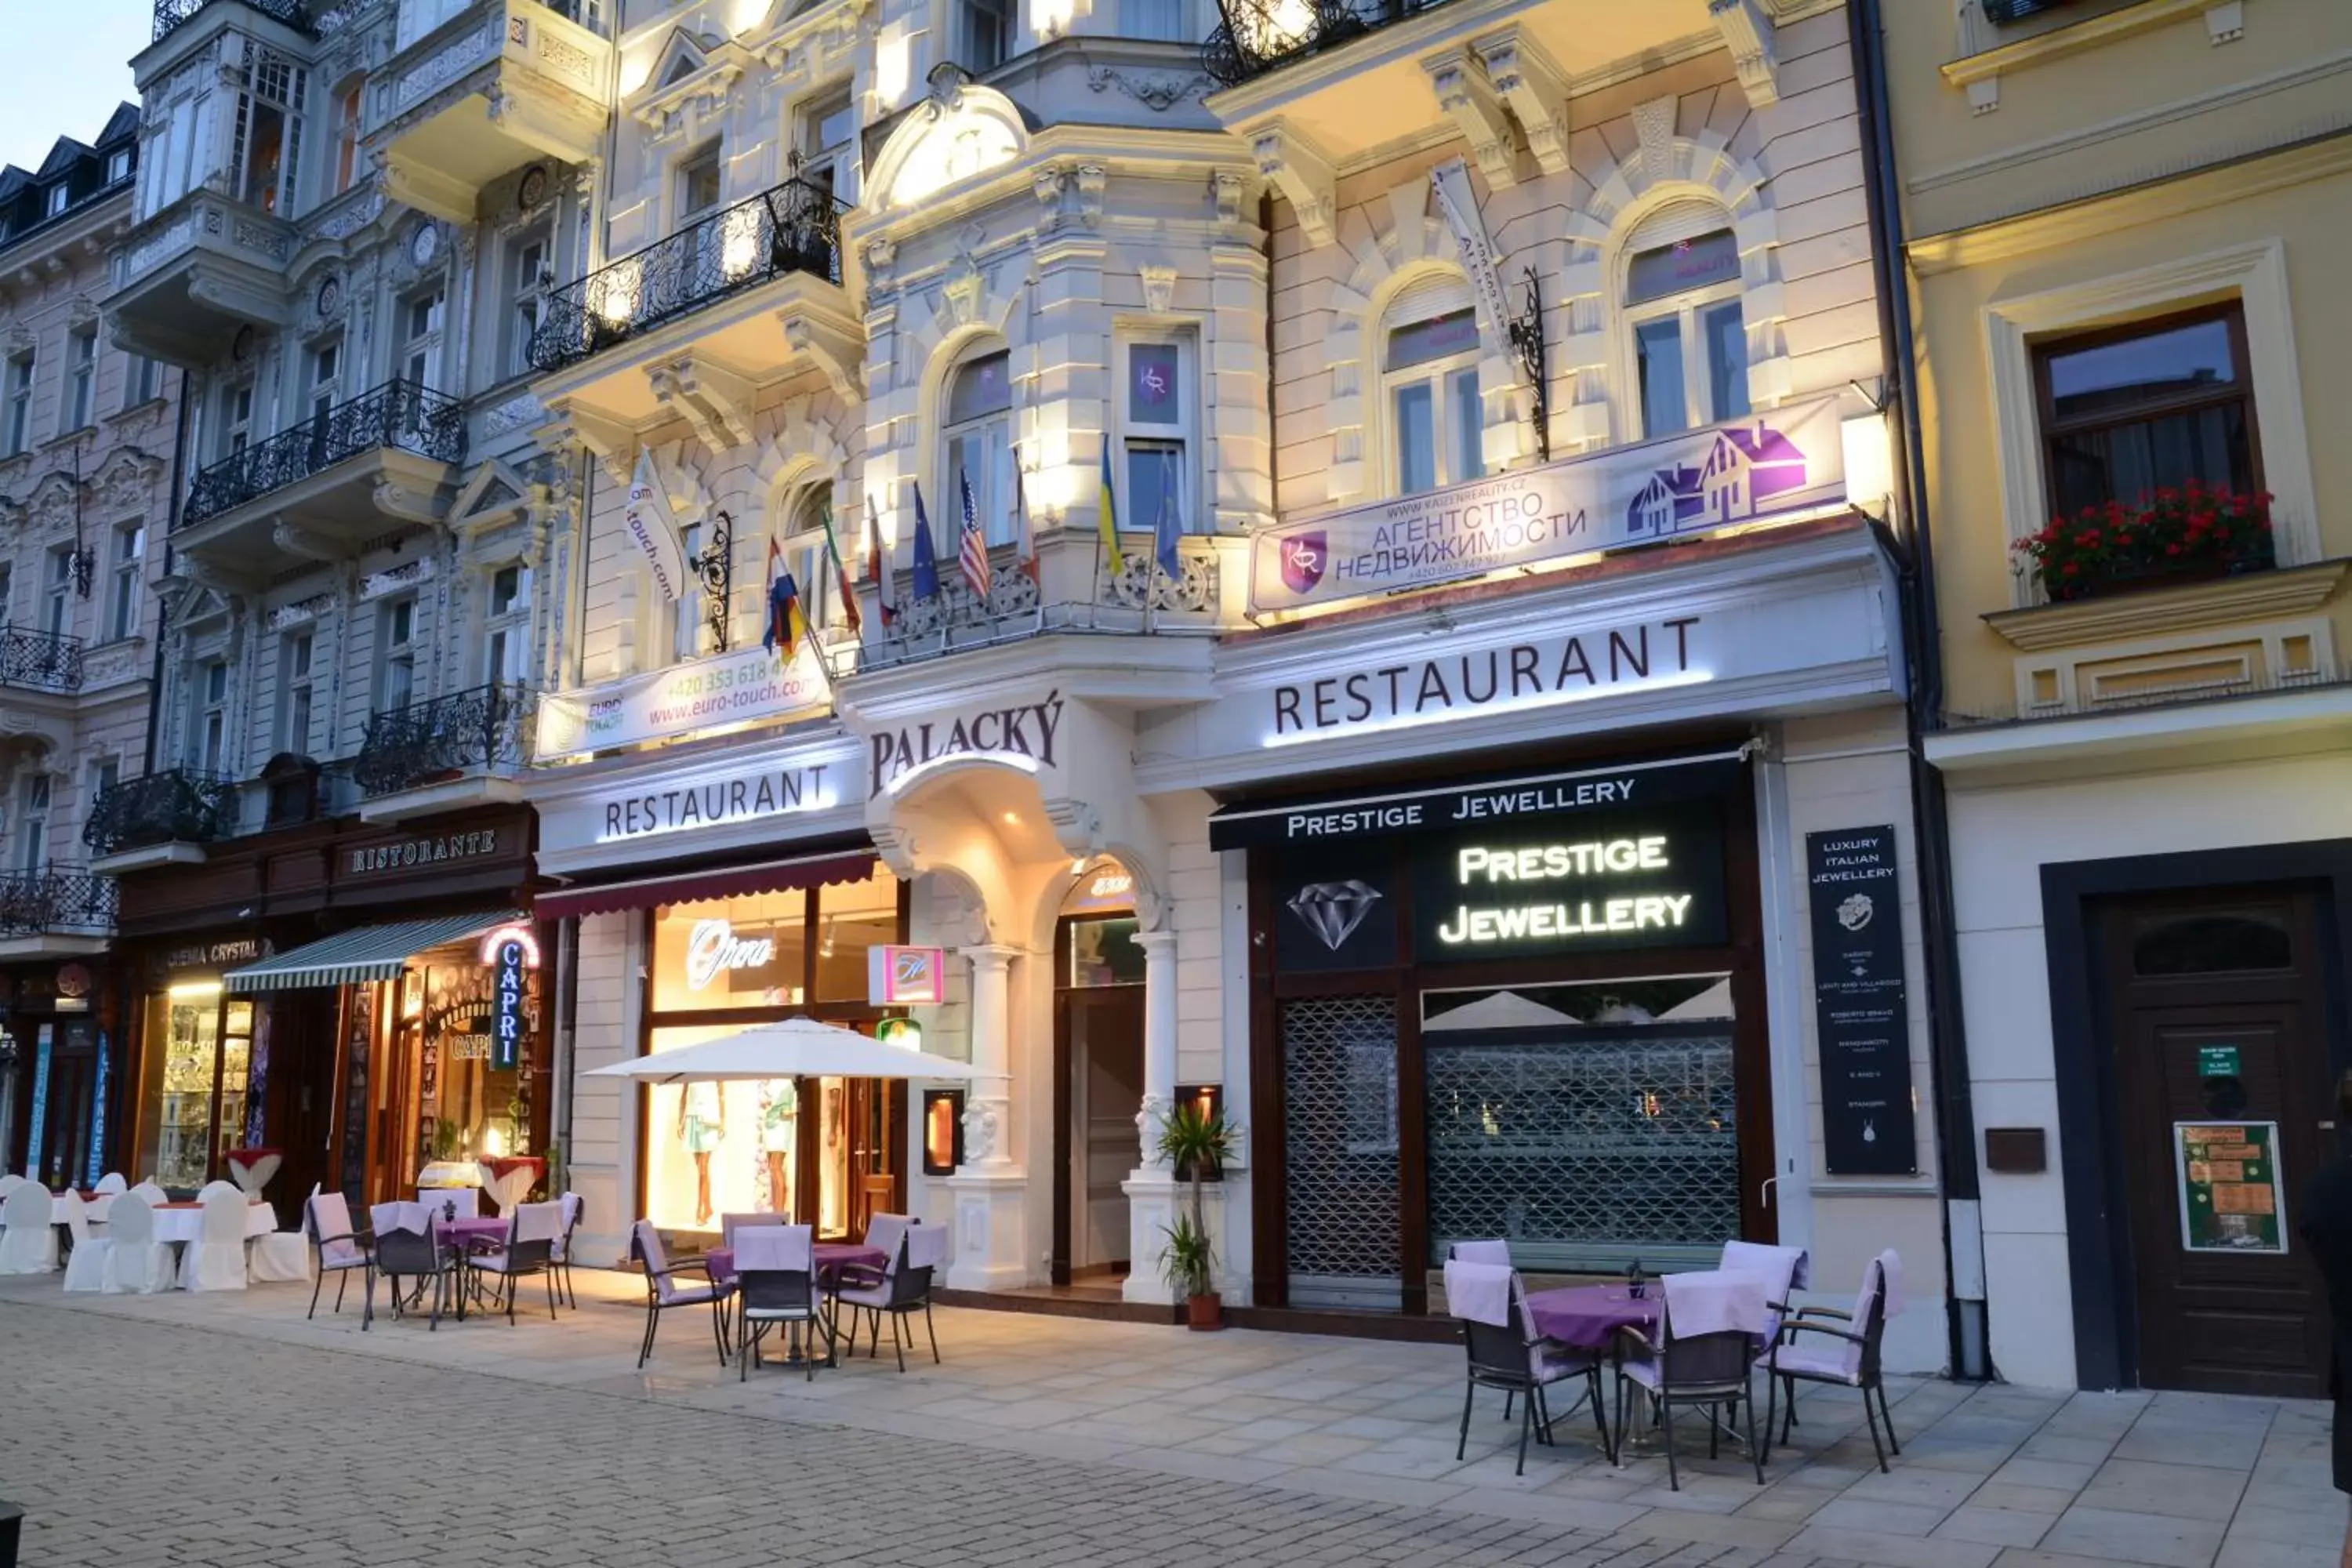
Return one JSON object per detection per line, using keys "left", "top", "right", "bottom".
{"left": 2102, "top": 888, "right": 2335, "bottom": 1396}
{"left": 264, "top": 993, "right": 339, "bottom": 1229}
{"left": 1051, "top": 987, "right": 1145, "bottom": 1285}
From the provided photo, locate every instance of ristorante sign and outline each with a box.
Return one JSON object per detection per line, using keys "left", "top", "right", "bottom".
{"left": 535, "top": 643, "right": 829, "bottom": 761}
{"left": 1247, "top": 393, "right": 1847, "bottom": 612}
{"left": 869, "top": 690, "right": 1065, "bottom": 799}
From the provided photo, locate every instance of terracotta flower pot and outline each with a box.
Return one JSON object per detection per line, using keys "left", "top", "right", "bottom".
{"left": 1185, "top": 1291, "right": 1225, "bottom": 1331}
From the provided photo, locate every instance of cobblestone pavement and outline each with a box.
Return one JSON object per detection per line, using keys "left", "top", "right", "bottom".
{"left": 0, "top": 1280, "right": 2340, "bottom": 1568}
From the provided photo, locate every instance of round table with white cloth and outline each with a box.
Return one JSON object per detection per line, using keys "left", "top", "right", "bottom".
{"left": 148, "top": 1200, "right": 278, "bottom": 1246}
{"left": 49, "top": 1193, "right": 115, "bottom": 1225}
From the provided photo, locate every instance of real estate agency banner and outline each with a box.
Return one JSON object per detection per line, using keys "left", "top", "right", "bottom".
{"left": 1247, "top": 392, "right": 1850, "bottom": 613}
{"left": 535, "top": 642, "right": 829, "bottom": 761}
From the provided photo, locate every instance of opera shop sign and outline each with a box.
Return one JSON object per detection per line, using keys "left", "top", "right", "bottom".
{"left": 869, "top": 690, "right": 1065, "bottom": 799}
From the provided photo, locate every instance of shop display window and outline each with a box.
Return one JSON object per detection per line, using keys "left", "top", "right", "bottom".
{"left": 651, "top": 890, "right": 811, "bottom": 1011}
{"left": 405, "top": 955, "right": 539, "bottom": 1171}
{"left": 815, "top": 867, "right": 901, "bottom": 1002}
{"left": 133, "top": 985, "right": 252, "bottom": 1193}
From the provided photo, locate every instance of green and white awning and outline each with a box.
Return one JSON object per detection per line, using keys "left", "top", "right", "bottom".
{"left": 222, "top": 910, "right": 524, "bottom": 993}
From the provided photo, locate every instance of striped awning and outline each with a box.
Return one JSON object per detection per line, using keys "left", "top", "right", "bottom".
{"left": 222, "top": 910, "right": 524, "bottom": 993}
{"left": 534, "top": 850, "right": 876, "bottom": 920}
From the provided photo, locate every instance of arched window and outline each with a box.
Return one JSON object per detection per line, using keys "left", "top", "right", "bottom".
{"left": 1380, "top": 274, "right": 1483, "bottom": 497}
{"left": 1621, "top": 200, "right": 1748, "bottom": 439}
{"left": 777, "top": 483, "right": 839, "bottom": 631}
{"left": 942, "top": 343, "right": 1015, "bottom": 546}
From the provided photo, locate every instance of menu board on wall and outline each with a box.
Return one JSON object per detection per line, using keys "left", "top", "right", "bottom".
{"left": 2174, "top": 1121, "right": 2287, "bottom": 1253}
{"left": 1806, "top": 826, "right": 1918, "bottom": 1175}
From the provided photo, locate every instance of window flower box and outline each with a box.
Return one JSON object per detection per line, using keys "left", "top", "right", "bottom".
{"left": 2013, "top": 482, "right": 2274, "bottom": 603}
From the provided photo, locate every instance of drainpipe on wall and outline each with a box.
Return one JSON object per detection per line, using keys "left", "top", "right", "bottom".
{"left": 1850, "top": 0, "right": 1991, "bottom": 1382}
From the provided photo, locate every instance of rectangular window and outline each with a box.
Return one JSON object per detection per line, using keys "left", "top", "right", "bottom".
{"left": 1636, "top": 317, "right": 1686, "bottom": 438}
{"left": 2033, "top": 303, "right": 2260, "bottom": 521}
{"left": 65, "top": 326, "right": 96, "bottom": 431}
{"left": 109, "top": 523, "right": 145, "bottom": 641}
{"left": 677, "top": 143, "right": 722, "bottom": 228}
{"left": 308, "top": 339, "right": 341, "bottom": 423}
{"left": 1119, "top": 334, "right": 1203, "bottom": 540}
{"left": 1625, "top": 227, "right": 1748, "bottom": 439}
{"left": 43, "top": 548, "right": 72, "bottom": 639}
{"left": 793, "top": 88, "right": 857, "bottom": 203}
{"left": 332, "top": 83, "right": 362, "bottom": 195}
{"left": 220, "top": 381, "right": 255, "bottom": 457}
{"left": 956, "top": 0, "right": 1015, "bottom": 73}
{"left": 196, "top": 658, "right": 229, "bottom": 775}
{"left": 508, "top": 234, "right": 550, "bottom": 379}
{"left": 231, "top": 45, "right": 307, "bottom": 216}
{"left": 19, "top": 775, "right": 49, "bottom": 872}
{"left": 401, "top": 293, "right": 444, "bottom": 392}
{"left": 376, "top": 597, "right": 416, "bottom": 712}
{"left": 86, "top": 759, "right": 118, "bottom": 843}
{"left": 45, "top": 184, "right": 69, "bottom": 219}
{"left": 485, "top": 563, "right": 529, "bottom": 684}
{"left": 1383, "top": 308, "right": 1482, "bottom": 496}
{"left": 5, "top": 353, "right": 34, "bottom": 456}
{"left": 107, "top": 148, "right": 131, "bottom": 186}
{"left": 125, "top": 353, "right": 161, "bottom": 409}
{"left": 1626, "top": 229, "right": 1741, "bottom": 309}
{"left": 277, "top": 630, "right": 314, "bottom": 753}
{"left": 944, "top": 348, "right": 1014, "bottom": 548}
{"left": 1123, "top": 0, "right": 1185, "bottom": 39}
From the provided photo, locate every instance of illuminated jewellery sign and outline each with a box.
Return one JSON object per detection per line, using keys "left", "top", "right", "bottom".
{"left": 478, "top": 924, "right": 539, "bottom": 1073}
{"left": 869, "top": 946, "right": 946, "bottom": 1005}
{"left": 1247, "top": 392, "right": 1848, "bottom": 612}
{"left": 599, "top": 764, "right": 838, "bottom": 844}
{"left": 1265, "top": 615, "right": 1704, "bottom": 747}
{"left": 869, "top": 690, "right": 1063, "bottom": 799}
{"left": 684, "top": 920, "right": 776, "bottom": 990}
{"left": 1207, "top": 751, "right": 1745, "bottom": 852}
{"left": 536, "top": 642, "right": 829, "bottom": 761}
{"left": 1409, "top": 807, "right": 1730, "bottom": 957}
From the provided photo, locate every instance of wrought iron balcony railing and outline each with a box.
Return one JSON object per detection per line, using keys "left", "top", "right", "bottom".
{"left": 0, "top": 867, "right": 120, "bottom": 938}
{"left": 82, "top": 770, "right": 238, "bottom": 857}
{"left": 0, "top": 628, "right": 84, "bottom": 693}
{"left": 528, "top": 175, "right": 848, "bottom": 374}
{"left": 153, "top": 0, "right": 313, "bottom": 43}
{"left": 181, "top": 379, "right": 468, "bottom": 529}
{"left": 354, "top": 683, "right": 532, "bottom": 798}
{"left": 1202, "top": 0, "right": 1453, "bottom": 86}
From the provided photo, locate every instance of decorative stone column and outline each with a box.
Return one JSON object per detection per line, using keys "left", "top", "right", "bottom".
{"left": 1122, "top": 927, "right": 1182, "bottom": 1305}
{"left": 946, "top": 944, "right": 1027, "bottom": 1291}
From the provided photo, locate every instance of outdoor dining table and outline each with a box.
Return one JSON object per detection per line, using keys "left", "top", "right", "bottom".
{"left": 48, "top": 1192, "right": 116, "bottom": 1225}
{"left": 702, "top": 1240, "right": 884, "bottom": 1287}
{"left": 148, "top": 1198, "right": 278, "bottom": 1247}
{"left": 1522, "top": 1283, "right": 1660, "bottom": 1352}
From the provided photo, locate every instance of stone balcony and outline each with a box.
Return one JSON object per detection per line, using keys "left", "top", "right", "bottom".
{"left": 366, "top": 0, "right": 612, "bottom": 226}
{"left": 104, "top": 183, "right": 299, "bottom": 367}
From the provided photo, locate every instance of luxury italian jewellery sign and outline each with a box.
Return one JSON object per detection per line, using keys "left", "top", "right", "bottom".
{"left": 1806, "top": 826, "right": 1917, "bottom": 1176}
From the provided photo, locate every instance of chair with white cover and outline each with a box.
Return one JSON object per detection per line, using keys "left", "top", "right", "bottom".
{"left": 1613, "top": 1269, "right": 1772, "bottom": 1491}
{"left": 247, "top": 1211, "right": 313, "bottom": 1285}
{"left": 1443, "top": 1258, "right": 1612, "bottom": 1475}
{"left": 0, "top": 1173, "right": 22, "bottom": 1202}
{"left": 1764, "top": 1249, "right": 1902, "bottom": 1473}
{"left": 629, "top": 1219, "right": 735, "bottom": 1369}
{"left": 832, "top": 1221, "right": 946, "bottom": 1372}
{"left": 100, "top": 1194, "right": 174, "bottom": 1294}
{"left": 60, "top": 1191, "right": 111, "bottom": 1291}
{"left": 180, "top": 1186, "right": 251, "bottom": 1292}
{"left": 1720, "top": 1240, "right": 1809, "bottom": 1341}
{"left": 466, "top": 1200, "right": 563, "bottom": 1325}
{"left": 734, "top": 1224, "right": 826, "bottom": 1381}
{"left": 1446, "top": 1239, "right": 1512, "bottom": 1264}
{"left": 304, "top": 1189, "right": 374, "bottom": 1320}
{"left": 0, "top": 1180, "right": 57, "bottom": 1274}
{"left": 93, "top": 1172, "right": 128, "bottom": 1196}
{"left": 129, "top": 1179, "right": 167, "bottom": 1207}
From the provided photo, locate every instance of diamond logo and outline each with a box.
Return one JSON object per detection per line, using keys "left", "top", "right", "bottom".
{"left": 1287, "top": 880, "right": 1381, "bottom": 951}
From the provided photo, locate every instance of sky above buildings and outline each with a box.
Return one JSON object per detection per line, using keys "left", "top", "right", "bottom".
{"left": 0, "top": 7, "right": 149, "bottom": 174}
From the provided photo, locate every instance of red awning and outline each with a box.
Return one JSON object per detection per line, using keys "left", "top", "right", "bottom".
{"left": 535, "top": 850, "right": 877, "bottom": 920}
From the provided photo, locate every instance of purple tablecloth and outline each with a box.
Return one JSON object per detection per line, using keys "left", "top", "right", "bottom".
{"left": 1524, "top": 1284, "right": 1660, "bottom": 1352}
{"left": 704, "top": 1240, "right": 884, "bottom": 1287}
{"left": 433, "top": 1218, "right": 510, "bottom": 1250}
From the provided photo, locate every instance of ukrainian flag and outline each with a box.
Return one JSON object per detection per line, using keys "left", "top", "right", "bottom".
{"left": 1098, "top": 443, "right": 1127, "bottom": 575}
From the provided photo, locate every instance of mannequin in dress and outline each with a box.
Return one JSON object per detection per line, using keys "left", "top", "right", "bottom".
{"left": 760, "top": 1079, "right": 797, "bottom": 1217}
{"left": 677, "top": 1080, "right": 724, "bottom": 1225}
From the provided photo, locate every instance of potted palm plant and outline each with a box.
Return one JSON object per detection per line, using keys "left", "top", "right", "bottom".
{"left": 1156, "top": 1102, "right": 1236, "bottom": 1330}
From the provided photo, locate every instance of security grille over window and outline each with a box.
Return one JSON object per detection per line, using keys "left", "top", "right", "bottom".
{"left": 1424, "top": 985, "right": 1739, "bottom": 1272}
{"left": 1282, "top": 995, "right": 1400, "bottom": 1310}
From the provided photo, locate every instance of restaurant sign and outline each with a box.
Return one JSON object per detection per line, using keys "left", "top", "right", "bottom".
{"left": 535, "top": 641, "right": 829, "bottom": 761}
{"left": 347, "top": 827, "right": 505, "bottom": 877}
{"left": 869, "top": 691, "right": 1064, "bottom": 799}
{"left": 1247, "top": 393, "right": 1848, "bottom": 612}
{"left": 2175, "top": 1120, "right": 2286, "bottom": 1254}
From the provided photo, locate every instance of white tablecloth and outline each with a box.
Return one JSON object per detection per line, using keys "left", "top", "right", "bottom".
{"left": 149, "top": 1201, "right": 280, "bottom": 1247}
{"left": 49, "top": 1194, "right": 115, "bottom": 1225}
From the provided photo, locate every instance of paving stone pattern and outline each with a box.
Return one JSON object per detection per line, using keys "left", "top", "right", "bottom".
{"left": 0, "top": 1279, "right": 2339, "bottom": 1568}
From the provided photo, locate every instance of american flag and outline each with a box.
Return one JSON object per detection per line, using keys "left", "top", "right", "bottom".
{"left": 957, "top": 466, "right": 991, "bottom": 599}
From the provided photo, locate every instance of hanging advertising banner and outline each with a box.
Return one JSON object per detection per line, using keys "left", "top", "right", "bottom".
{"left": 1247, "top": 391, "right": 1849, "bottom": 613}
{"left": 1428, "top": 159, "right": 1513, "bottom": 355}
{"left": 626, "top": 450, "right": 689, "bottom": 601}
{"left": 488, "top": 931, "right": 532, "bottom": 1072}
{"left": 869, "top": 946, "right": 946, "bottom": 1006}
{"left": 2175, "top": 1121, "right": 2287, "bottom": 1253}
{"left": 1806, "top": 826, "right": 1918, "bottom": 1176}
{"left": 534, "top": 641, "right": 829, "bottom": 760}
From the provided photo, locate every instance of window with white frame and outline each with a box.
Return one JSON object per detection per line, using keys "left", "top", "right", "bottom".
{"left": 780, "top": 485, "right": 837, "bottom": 632}
{"left": 45, "top": 184, "right": 68, "bottom": 219}
{"left": 5, "top": 351, "right": 34, "bottom": 456}
{"left": 673, "top": 522, "right": 710, "bottom": 662}
{"left": 86, "top": 757, "right": 118, "bottom": 836}
{"left": 942, "top": 344, "right": 1014, "bottom": 547}
{"left": 108, "top": 523, "right": 144, "bottom": 641}
{"left": 42, "top": 547, "right": 72, "bottom": 640}
{"left": 64, "top": 325, "right": 96, "bottom": 431}
{"left": 18, "top": 775, "right": 50, "bottom": 872}
{"left": 507, "top": 231, "right": 550, "bottom": 379}
{"left": 1117, "top": 330, "right": 1201, "bottom": 538}
{"left": 1123, "top": 0, "right": 1185, "bottom": 42}
{"left": 220, "top": 379, "right": 255, "bottom": 459}
{"left": 230, "top": 42, "right": 307, "bottom": 216}
{"left": 330, "top": 80, "right": 363, "bottom": 196}
{"left": 125, "top": 352, "right": 161, "bottom": 410}
{"left": 307, "top": 338, "right": 342, "bottom": 425}
{"left": 1622, "top": 212, "right": 1748, "bottom": 440}
{"left": 485, "top": 563, "right": 531, "bottom": 684}
{"left": 793, "top": 87, "right": 857, "bottom": 204}
{"left": 1381, "top": 277, "right": 1483, "bottom": 497}
{"left": 400, "top": 290, "right": 445, "bottom": 392}
{"left": 677, "top": 142, "right": 723, "bottom": 231}
{"left": 397, "top": 0, "right": 471, "bottom": 50}
{"left": 107, "top": 148, "right": 132, "bottom": 187}
{"left": 376, "top": 596, "right": 416, "bottom": 712}
{"left": 956, "top": 0, "right": 1015, "bottom": 74}
{"left": 277, "top": 629, "right": 314, "bottom": 753}
{"left": 194, "top": 658, "right": 229, "bottom": 775}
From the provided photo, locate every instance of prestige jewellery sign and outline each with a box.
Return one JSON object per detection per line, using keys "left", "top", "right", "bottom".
{"left": 1247, "top": 393, "right": 1848, "bottom": 612}
{"left": 1410, "top": 804, "right": 1730, "bottom": 957}
{"left": 536, "top": 642, "right": 829, "bottom": 761}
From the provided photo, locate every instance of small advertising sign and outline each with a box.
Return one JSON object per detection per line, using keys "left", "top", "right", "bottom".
{"left": 869, "top": 946, "right": 946, "bottom": 1006}
{"left": 2175, "top": 1120, "right": 2287, "bottom": 1254}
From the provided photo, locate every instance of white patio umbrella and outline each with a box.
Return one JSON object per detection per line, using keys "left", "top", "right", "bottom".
{"left": 583, "top": 1015, "right": 981, "bottom": 1084}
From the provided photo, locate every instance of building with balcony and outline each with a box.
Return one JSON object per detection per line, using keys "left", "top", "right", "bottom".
{"left": 81, "top": 0, "right": 603, "bottom": 1206}
{"left": 532, "top": 0, "right": 1947, "bottom": 1366}
{"left": 0, "top": 106, "right": 178, "bottom": 1189}
{"left": 1891, "top": 0, "right": 2352, "bottom": 1396}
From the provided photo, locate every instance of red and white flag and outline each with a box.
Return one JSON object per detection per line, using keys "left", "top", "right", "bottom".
{"left": 957, "top": 466, "right": 992, "bottom": 599}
